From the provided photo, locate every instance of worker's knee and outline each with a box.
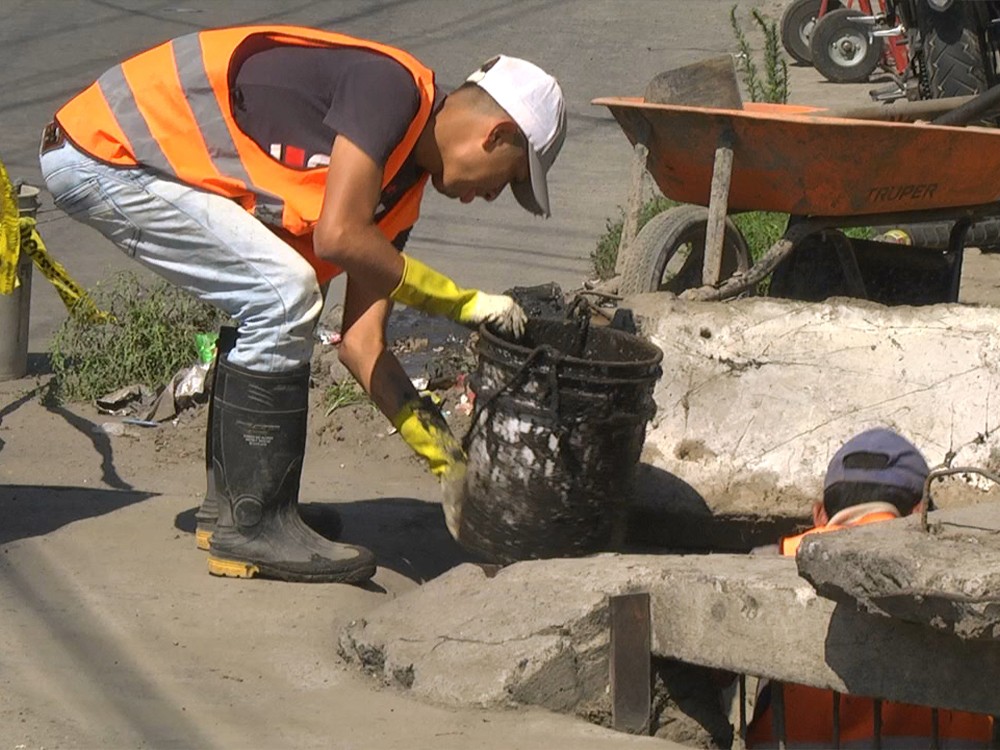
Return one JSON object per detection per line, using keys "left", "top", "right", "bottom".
{"left": 288, "top": 283, "right": 323, "bottom": 331}
{"left": 273, "top": 264, "right": 323, "bottom": 332}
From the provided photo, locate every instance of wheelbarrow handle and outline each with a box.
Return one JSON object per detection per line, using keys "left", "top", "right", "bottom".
{"left": 931, "top": 84, "right": 1000, "bottom": 126}
{"left": 823, "top": 96, "right": 974, "bottom": 123}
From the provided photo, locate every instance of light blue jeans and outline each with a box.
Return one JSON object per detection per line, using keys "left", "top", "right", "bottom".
{"left": 40, "top": 139, "right": 323, "bottom": 372}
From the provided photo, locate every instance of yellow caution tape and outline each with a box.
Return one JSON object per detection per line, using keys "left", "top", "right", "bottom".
{"left": 0, "top": 156, "right": 109, "bottom": 322}
{"left": 20, "top": 219, "right": 110, "bottom": 323}
{"left": 0, "top": 159, "right": 20, "bottom": 294}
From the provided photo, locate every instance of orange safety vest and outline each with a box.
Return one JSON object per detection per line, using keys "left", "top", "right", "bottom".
{"left": 779, "top": 511, "right": 900, "bottom": 556}
{"left": 55, "top": 25, "right": 435, "bottom": 284}
{"left": 747, "top": 683, "right": 992, "bottom": 749}
{"left": 747, "top": 514, "right": 993, "bottom": 749}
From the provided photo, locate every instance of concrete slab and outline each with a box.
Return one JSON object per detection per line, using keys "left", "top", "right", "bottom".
{"left": 626, "top": 295, "right": 1000, "bottom": 550}
{"left": 341, "top": 554, "right": 1000, "bottom": 719}
{"left": 796, "top": 502, "right": 1000, "bottom": 640}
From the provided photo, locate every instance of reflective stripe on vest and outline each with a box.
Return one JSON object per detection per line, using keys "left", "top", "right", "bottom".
{"left": 55, "top": 26, "right": 434, "bottom": 282}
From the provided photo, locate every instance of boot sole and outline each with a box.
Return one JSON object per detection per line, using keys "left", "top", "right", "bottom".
{"left": 207, "top": 554, "right": 375, "bottom": 584}
{"left": 195, "top": 526, "right": 213, "bottom": 551}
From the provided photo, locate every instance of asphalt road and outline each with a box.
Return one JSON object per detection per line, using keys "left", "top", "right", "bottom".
{"left": 0, "top": 0, "right": 833, "bottom": 352}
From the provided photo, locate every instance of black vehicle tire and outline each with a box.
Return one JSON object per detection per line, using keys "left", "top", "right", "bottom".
{"left": 810, "top": 8, "right": 884, "bottom": 83}
{"left": 918, "top": 0, "right": 991, "bottom": 99}
{"left": 877, "top": 219, "right": 1000, "bottom": 252}
{"left": 617, "top": 205, "right": 751, "bottom": 295}
{"left": 781, "top": 0, "right": 843, "bottom": 65}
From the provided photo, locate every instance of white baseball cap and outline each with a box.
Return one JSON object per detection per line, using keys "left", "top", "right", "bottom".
{"left": 466, "top": 54, "right": 566, "bottom": 218}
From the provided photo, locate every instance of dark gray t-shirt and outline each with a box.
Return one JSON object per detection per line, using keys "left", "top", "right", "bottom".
{"left": 232, "top": 45, "right": 440, "bottom": 246}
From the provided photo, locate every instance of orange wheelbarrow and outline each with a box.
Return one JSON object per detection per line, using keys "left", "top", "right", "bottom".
{"left": 594, "top": 82, "right": 1000, "bottom": 304}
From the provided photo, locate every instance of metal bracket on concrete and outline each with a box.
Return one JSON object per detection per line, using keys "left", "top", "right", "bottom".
{"left": 609, "top": 592, "right": 651, "bottom": 735}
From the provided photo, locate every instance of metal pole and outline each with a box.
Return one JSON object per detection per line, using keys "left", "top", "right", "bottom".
{"left": 0, "top": 184, "right": 39, "bottom": 381}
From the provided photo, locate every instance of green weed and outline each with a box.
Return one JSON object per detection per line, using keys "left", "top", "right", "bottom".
{"left": 730, "top": 5, "right": 789, "bottom": 104}
{"left": 324, "top": 379, "right": 371, "bottom": 416}
{"left": 48, "top": 271, "right": 230, "bottom": 403}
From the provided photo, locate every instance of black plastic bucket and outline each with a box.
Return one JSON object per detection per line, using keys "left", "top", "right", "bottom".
{"left": 458, "top": 317, "right": 663, "bottom": 563}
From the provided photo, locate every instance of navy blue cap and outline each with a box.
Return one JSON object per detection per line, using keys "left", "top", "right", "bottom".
{"left": 824, "top": 428, "right": 929, "bottom": 496}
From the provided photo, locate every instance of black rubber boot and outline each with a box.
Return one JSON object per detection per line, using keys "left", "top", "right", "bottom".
{"left": 206, "top": 358, "right": 376, "bottom": 584}
{"left": 194, "top": 328, "right": 342, "bottom": 550}
{"left": 194, "top": 327, "right": 237, "bottom": 551}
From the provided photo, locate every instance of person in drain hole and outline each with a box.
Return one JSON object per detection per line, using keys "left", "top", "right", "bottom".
{"left": 747, "top": 428, "right": 992, "bottom": 749}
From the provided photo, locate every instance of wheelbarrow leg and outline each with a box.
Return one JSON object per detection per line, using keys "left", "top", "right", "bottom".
{"left": 616, "top": 117, "right": 652, "bottom": 276}
{"left": 829, "top": 232, "right": 868, "bottom": 299}
{"left": 947, "top": 219, "right": 971, "bottom": 302}
{"left": 703, "top": 128, "right": 735, "bottom": 286}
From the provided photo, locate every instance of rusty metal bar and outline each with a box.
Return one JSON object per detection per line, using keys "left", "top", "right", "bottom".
{"left": 772, "top": 681, "right": 787, "bottom": 750}
{"left": 931, "top": 707, "right": 940, "bottom": 750}
{"left": 738, "top": 674, "right": 747, "bottom": 748}
{"left": 702, "top": 127, "right": 735, "bottom": 287}
{"left": 991, "top": 715, "right": 1000, "bottom": 749}
{"left": 609, "top": 592, "right": 651, "bottom": 735}
{"left": 833, "top": 691, "right": 841, "bottom": 749}
{"left": 873, "top": 698, "right": 883, "bottom": 750}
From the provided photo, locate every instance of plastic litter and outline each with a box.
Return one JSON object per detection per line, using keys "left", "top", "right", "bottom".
{"left": 315, "top": 326, "right": 342, "bottom": 346}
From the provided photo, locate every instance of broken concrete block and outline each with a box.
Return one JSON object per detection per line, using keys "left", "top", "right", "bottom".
{"left": 795, "top": 502, "right": 1000, "bottom": 640}
{"left": 627, "top": 295, "right": 999, "bottom": 550}
{"left": 339, "top": 561, "right": 623, "bottom": 713}
{"left": 649, "top": 553, "right": 1000, "bottom": 715}
{"left": 341, "top": 554, "right": 1000, "bottom": 720}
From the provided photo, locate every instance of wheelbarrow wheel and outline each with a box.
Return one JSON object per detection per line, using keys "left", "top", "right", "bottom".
{"left": 618, "top": 205, "right": 751, "bottom": 296}
{"left": 781, "top": 0, "right": 843, "bottom": 65}
{"left": 810, "top": 8, "right": 884, "bottom": 83}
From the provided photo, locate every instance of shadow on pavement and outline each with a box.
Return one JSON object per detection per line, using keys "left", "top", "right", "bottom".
{"left": 0, "top": 484, "right": 157, "bottom": 545}
{"left": 174, "top": 495, "right": 481, "bottom": 584}
{"left": 42, "top": 402, "right": 133, "bottom": 491}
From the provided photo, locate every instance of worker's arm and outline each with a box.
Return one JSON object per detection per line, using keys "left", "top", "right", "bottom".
{"left": 313, "top": 135, "right": 525, "bottom": 337}
{"left": 339, "top": 269, "right": 465, "bottom": 485}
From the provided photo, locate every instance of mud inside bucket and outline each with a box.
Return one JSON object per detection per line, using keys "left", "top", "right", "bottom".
{"left": 456, "top": 317, "right": 663, "bottom": 564}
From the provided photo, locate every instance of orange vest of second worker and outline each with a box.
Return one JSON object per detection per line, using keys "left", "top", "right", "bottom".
{"left": 747, "top": 512, "right": 993, "bottom": 749}
{"left": 54, "top": 25, "right": 435, "bottom": 284}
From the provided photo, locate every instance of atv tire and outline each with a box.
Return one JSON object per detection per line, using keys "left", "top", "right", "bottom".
{"left": 918, "top": 0, "right": 991, "bottom": 99}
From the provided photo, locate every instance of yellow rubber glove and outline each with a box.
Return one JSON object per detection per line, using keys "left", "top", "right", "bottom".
{"left": 390, "top": 254, "right": 526, "bottom": 338}
{"left": 392, "top": 396, "right": 468, "bottom": 539}
{"left": 391, "top": 395, "right": 466, "bottom": 479}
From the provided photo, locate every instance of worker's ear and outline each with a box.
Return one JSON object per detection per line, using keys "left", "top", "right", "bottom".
{"left": 812, "top": 500, "right": 828, "bottom": 527}
{"left": 484, "top": 120, "right": 521, "bottom": 151}
{"left": 911, "top": 499, "right": 927, "bottom": 517}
